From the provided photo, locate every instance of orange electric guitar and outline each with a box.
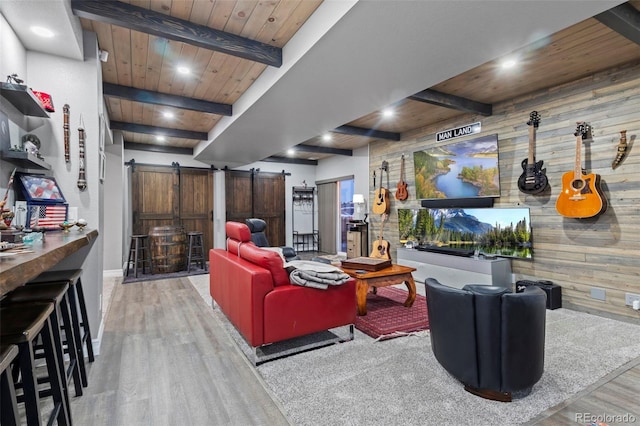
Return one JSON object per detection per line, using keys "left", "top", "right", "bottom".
{"left": 370, "top": 213, "right": 391, "bottom": 259}
{"left": 395, "top": 154, "right": 409, "bottom": 201}
{"left": 555, "top": 122, "right": 607, "bottom": 218}
{"left": 372, "top": 161, "right": 390, "bottom": 215}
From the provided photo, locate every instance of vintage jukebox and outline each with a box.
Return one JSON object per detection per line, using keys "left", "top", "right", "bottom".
{"left": 15, "top": 173, "right": 68, "bottom": 230}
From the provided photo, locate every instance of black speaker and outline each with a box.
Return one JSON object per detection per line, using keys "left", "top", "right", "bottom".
{"left": 516, "top": 280, "right": 562, "bottom": 310}
{"left": 421, "top": 197, "right": 495, "bottom": 208}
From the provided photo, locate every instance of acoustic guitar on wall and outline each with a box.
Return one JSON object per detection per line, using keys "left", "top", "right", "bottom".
{"left": 518, "top": 111, "right": 548, "bottom": 195}
{"left": 372, "top": 161, "right": 390, "bottom": 215}
{"left": 370, "top": 213, "right": 391, "bottom": 260}
{"left": 555, "top": 122, "right": 607, "bottom": 218}
{"left": 395, "top": 154, "right": 409, "bottom": 201}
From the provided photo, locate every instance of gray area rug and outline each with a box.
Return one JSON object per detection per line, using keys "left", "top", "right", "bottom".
{"left": 188, "top": 275, "right": 640, "bottom": 425}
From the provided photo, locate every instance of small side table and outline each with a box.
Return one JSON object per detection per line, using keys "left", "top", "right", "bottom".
{"left": 341, "top": 264, "right": 417, "bottom": 316}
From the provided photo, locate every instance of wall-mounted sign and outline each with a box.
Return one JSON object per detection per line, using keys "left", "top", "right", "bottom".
{"left": 436, "top": 122, "right": 481, "bottom": 142}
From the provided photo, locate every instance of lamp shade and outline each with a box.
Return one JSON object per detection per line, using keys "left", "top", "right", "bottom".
{"left": 352, "top": 194, "right": 365, "bottom": 204}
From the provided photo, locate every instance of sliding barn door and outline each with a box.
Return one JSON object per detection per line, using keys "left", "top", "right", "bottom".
{"left": 131, "top": 165, "right": 179, "bottom": 234}
{"left": 179, "top": 169, "right": 214, "bottom": 253}
{"left": 131, "top": 165, "right": 214, "bottom": 252}
{"left": 225, "top": 170, "right": 286, "bottom": 247}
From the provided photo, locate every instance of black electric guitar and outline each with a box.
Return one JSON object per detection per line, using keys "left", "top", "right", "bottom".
{"left": 518, "top": 111, "right": 548, "bottom": 194}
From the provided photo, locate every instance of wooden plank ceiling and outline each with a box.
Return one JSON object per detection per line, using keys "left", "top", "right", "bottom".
{"left": 75, "top": 0, "right": 640, "bottom": 163}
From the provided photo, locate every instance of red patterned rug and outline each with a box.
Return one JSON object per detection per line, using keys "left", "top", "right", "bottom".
{"left": 354, "top": 287, "right": 429, "bottom": 340}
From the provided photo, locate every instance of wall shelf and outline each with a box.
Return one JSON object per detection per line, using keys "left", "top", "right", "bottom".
{"left": 1, "top": 150, "right": 51, "bottom": 170}
{"left": 0, "top": 82, "right": 49, "bottom": 118}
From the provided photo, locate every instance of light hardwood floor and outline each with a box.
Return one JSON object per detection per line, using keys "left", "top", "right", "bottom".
{"left": 62, "top": 276, "right": 639, "bottom": 425}
{"left": 71, "top": 277, "right": 288, "bottom": 426}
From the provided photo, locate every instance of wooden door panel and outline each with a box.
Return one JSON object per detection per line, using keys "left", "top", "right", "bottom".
{"left": 224, "top": 170, "right": 286, "bottom": 247}
{"left": 225, "top": 170, "right": 252, "bottom": 224}
{"left": 253, "top": 173, "right": 285, "bottom": 247}
{"left": 132, "top": 166, "right": 179, "bottom": 236}
{"left": 180, "top": 169, "right": 213, "bottom": 252}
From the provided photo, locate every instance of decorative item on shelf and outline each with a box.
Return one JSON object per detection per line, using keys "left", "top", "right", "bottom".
{"left": 611, "top": 130, "right": 628, "bottom": 170}
{"left": 21, "top": 134, "right": 43, "bottom": 159}
{"left": 30, "top": 89, "right": 55, "bottom": 112}
{"left": 75, "top": 218, "right": 87, "bottom": 232}
{"left": 59, "top": 221, "right": 76, "bottom": 233}
{"left": 6, "top": 74, "right": 24, "bottom": 84}
{"left": 77, "top": 114, "right": 87, "bottom": 191}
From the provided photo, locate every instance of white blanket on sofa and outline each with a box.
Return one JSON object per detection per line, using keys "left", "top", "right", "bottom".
{"left": 285, "top": 260, "right": 351, "bottom": 290}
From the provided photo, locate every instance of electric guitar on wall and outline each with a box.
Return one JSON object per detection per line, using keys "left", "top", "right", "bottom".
{"left": 372, "top": 161, "right": 390, "bottom": 215}
{"left": 370, "top": 213, "right": 391, "bottom": 260}
{"left": 555, "top": 122, "right": 607, "bottom": 218}
{"left": 395, "top": 154, "right": 409, "bottom": 201}
{"left": 518, "top": 111, "right": 548, "bottom": 194}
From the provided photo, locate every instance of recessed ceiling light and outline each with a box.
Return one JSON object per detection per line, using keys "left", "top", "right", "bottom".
{"left": 163, "top": 111, "right": 174, "bottom": 119}
{"left": 382, "top": 108, "right": 394, "bottom": 118}
{"left": 177, "top": 66, "right": 191, "bottom": 75}
{"left": 322, "top": 133, "right": 332, "bottom": 142}
{"left": 31, "top": 26, "right": 54, "bottom": 38}
{"left": 501, "top": 58, "right": 518, "bottom": 69}
{"left": 156, "top": 135, "right": 166, "bottom": 142}
{"left": 287, "top": 149, "right": 295, "bottom": 156}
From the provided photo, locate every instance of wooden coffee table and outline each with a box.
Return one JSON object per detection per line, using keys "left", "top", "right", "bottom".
{"left": 341, "top": 264, "right": 417, "bottom": 316}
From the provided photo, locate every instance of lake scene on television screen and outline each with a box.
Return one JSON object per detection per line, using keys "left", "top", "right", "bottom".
{"left": 413, "top": 134, "right": 500, "bottom": 200}
{"left": 398, "top": 207, "right": 532, "bottom": 259}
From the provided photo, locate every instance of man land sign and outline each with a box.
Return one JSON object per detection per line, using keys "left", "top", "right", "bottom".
{"left": 436, "top": 122, "right": 481, "bottom": 142}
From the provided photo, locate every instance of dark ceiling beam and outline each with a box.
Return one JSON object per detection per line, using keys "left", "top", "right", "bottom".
{"left": 261, "top": 156, "right": 318, "bottom": 166}
{"left": 110, "top": 121, "right": 208, "bottom": 140}
{"left": 408, "top": 89, "right": 492, "bottom": 116}
{"left": 124, "top": 142, "right": 193, "bottom": 156}
{"left": 332, "top": 125, "right": 401, "bottom": 141}
{"left": 103, "top": 83, "right": 232, "bottom": 116}
{"left": 71, "top": 0, "right": 282, "bottom": 67}
{"left": 595, "top": 3, "right": 640, "bottom": 45}
{"left": 293, "top": 144, "right": 352, "bottom": 156}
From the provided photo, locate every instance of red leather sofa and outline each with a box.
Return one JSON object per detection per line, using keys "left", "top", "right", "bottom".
{"left": 209, "top": 222, "right": 356, "bottom": 361}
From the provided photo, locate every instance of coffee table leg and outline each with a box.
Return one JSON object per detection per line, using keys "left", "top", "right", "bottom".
{"left": 356, "top": 279, "right": 369, "bottom": 316}
{"left": 403, "top": 274, "right": 417, "bottom": 307}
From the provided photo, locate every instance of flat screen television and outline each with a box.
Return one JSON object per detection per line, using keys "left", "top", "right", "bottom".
{"left": 398, "top": 207, "right": 532, "bottom": 259}
{"left": 412, "top": 134, "right": 500, "bottom": 201}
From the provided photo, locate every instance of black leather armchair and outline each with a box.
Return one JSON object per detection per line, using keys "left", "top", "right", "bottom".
{"left": 425, "top": 278, "right": 546, "bottom": 401}
{"left": 245, "top": 218, "right": 300, "bottom": 262}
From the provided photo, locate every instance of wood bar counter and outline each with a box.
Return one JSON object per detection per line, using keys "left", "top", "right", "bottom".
{"left": 0, "top": 229, "right": 98, "bottom": 297}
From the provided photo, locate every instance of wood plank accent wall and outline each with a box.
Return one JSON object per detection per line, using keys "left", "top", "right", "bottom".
{"left": 369, "top": 60, "right": 640, "bottom": 321}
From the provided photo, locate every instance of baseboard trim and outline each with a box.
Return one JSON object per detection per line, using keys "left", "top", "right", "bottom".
{"left": 103, "top": 269, "right": 123, "bottom": 278}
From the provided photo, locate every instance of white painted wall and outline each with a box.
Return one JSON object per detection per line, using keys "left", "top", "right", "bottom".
{"left": 0, "top": 24, "right": 104, "bottom": 343}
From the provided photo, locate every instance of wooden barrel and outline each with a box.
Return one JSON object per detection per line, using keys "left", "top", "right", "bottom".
{"left": 149, "top": 226, "right": 187, "bottom": 274}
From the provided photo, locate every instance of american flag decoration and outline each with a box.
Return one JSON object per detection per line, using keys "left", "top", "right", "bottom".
{"left": 28, "top": 205, "right": 68, "bottom": 229}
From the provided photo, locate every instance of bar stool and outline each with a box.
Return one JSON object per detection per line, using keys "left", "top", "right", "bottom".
{"left": 187, "top": 231, "right": 207, "bottom": 272}
{"left": 126, "top": 234, "right": 151, "bottom": 278}
{"left": 1, "top": 344, "right": 20, "bottom": 426}
{"left": 0, "top": 302, "right": 70, "bottom": 426}
{"left": 2, "top": 282, "right": 83, "bottom": 408}
{"left": 28, "top": 269, "right": 94, "bottom": 388}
